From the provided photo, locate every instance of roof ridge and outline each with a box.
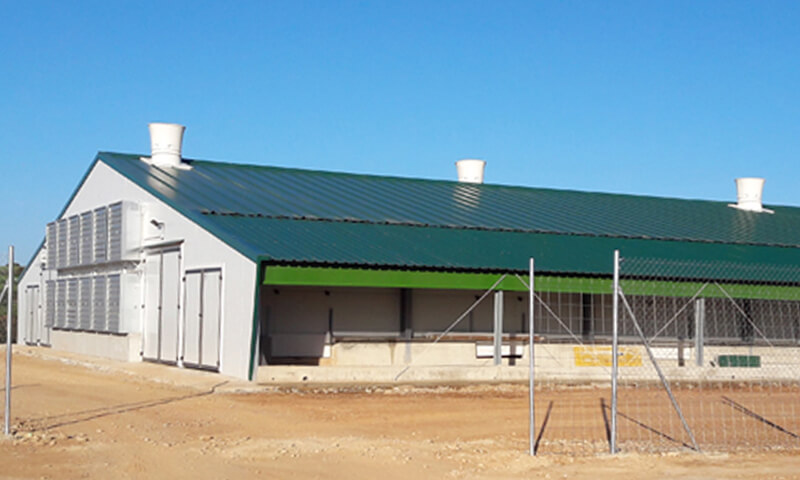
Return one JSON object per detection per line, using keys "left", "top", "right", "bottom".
{"left": 97, "top": 151, "right": 789, "bottom": 209}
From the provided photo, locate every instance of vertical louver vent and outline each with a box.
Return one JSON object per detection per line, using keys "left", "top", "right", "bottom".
{"left": 57, "top": 219, "right": 68, "bottom": 269}
{"left": 66, "top": 279, "right": 78, "bottom": 329}
{"left": 43, "top": 201, "right": 139, "bottom": 335}
{"left": 78, "top": 278, "right": 92, "bottom": 330}
{"left": 108, "top": 203, "right": 123, "bottom": 262}
{"left": 49, "top": 273, "right": 126, "bottom": 334}
{"left": 92, "top": 276, "right": 107, "bottom": 331}
{"left": 93, "top": 206, "right": 108, "bottom": 263}
{"left": 46, "top": 223, "right": 57, "bottom": 269}
{"left": 107, "top": 275, "right": 121, "bottom": 333}
{"left": 68, "top": 216, "right": 80, "bottom": 266}
{"left": 45, "top": 201, "right": 140, "bottom": 270}
{"left": 45, "top": 281, "right": 55, "bottom": 328}
{"left": 80, "top": 212, "right": 93, "bottom": 266}
{"left": 55, "top": 280, "right": 66, "bottom": 329}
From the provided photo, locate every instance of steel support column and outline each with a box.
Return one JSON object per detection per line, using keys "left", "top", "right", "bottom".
{"left": 695, "top": 298, "right": 705, "bottom": 367}
{"left": 493, "top": 290, "right": 504, "bottom": 366}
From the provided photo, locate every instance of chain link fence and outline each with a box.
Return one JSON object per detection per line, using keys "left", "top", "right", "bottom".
{"left": 615, "top": 255, "right": 800, "bottom": 453}
{"left": 525, "top": 253, "right": 800, "bottom": 455}
{"left": 530, "top": 289, "right": 613, "bottom": 455}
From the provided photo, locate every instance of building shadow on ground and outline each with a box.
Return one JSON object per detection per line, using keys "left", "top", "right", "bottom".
{"left": 21, "top": 381, "right": 229, "bottom": 431}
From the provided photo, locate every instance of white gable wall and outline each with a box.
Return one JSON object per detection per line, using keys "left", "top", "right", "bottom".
{"left": 18, "top": 160, "right": 257, "bottom": 380}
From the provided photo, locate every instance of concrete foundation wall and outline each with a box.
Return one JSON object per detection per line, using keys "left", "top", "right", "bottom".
{"left": 328, "top": 341, "right": 516, "bottom": 367}
{"left": 260, "top": 340, "right": 800, "bottom": 384}
{"left": 50, "top": 329, "right": 141, "bottom": 362}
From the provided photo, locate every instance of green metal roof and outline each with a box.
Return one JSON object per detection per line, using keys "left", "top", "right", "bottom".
{"left": 96, "top": 152, "right": 800, "bottom": 281}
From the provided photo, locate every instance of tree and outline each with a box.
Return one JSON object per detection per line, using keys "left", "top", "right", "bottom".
{"left": 0, "top": 264, "right": 23, "bottom": 343}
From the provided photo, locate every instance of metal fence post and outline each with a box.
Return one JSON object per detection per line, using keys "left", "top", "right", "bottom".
{"left": 610, "top": 249, "right": 619, "bottom": 454}
{"left": 694, "top": 298, "right": 705, "bottom": 367}
{"left": 5, "top": 245, "right": 13, "bottom": 436}
{"left": 528, "top": 258, "right": 535, "bottom": 456}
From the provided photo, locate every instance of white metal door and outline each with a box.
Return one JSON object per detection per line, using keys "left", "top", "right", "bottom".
{"left": 142, "top": 252, "right": 162, "bottom": 361}
{"left": 32, "top": 286, "right": 41, "bottom": 343}
{"left": 39, "top": 283, "right": 50, "bottom": 345}
{"left": 142, "top": 248, "right": 182, "bottom": 364}
{"left": 182, "top": 268, "right": 222, "bottom": 370}
{"left": 182, "top": 272, "right": 202, "bottom": 366}
{"left": 159, "top": 250, "right": 181, "bottom": 363}
{"left": 200, "top": 269, "right": 222, "bottom": 369}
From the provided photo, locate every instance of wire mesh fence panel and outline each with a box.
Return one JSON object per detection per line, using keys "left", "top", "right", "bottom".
{"left": 531, "top": 290, "right": 614, "bottom": 455}
{"left": 617, "top": 256, "right": 800, "bottom": 453}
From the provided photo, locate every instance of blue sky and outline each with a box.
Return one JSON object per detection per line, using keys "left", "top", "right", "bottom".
{"left": 2, "top": 0, "right": 800, "bottom": 262}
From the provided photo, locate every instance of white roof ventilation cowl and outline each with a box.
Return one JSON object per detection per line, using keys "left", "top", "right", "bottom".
{"left": 456, "top": 159, "right": 486, "bottom": 184}
{"left": 144, "top": 123, "right": 189, "bottom": 169}
{"left": 728, "top": 177, "right": 773, "bottom": 214}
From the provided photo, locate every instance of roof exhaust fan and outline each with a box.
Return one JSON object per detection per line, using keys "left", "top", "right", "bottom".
{"left": 729, "top": 177, "right": 773, "bottom": 214}
{"left": 145, "top": 123, "right": 188, "bottom": 169}
{"left": 456, "top": 159, "right": 486, "bottom": 184}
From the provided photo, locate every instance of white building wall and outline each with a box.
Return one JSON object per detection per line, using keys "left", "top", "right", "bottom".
{"left": 17, "top": 248, "right": 49, "bottom": 345}
{"left": 264, "top": 286, "right": 402, "bottom": 358}
{"left": 18, "top": 160, "right": 257, "bottom": 380}
{"left": 412, "top": 289, "right": 493, "bottom": 333}
{"left": 263, "top": 286, "right": 530, "bottom": 361}
{"left": 330, "top": 288, "right": 400, "bottom": 333}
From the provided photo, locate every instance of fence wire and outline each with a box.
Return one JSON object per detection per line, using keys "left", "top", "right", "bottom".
{"left": 616, "top": 256, "right": 800, "bottom": 453}
{"left": 529, "top": 290, "right": 613, "bottom": 455}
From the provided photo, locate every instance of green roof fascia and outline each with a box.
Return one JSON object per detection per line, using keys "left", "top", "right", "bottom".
{"left": 264, "top": 265, "right": 611, "bottom": 294}
{"left": 620, "top": 279, "right": 800, "bottom": 301}
{"left": 264, "top": 265, "right": 800, "bottom": 301}
{"left": 265, "top": 265, "right": 531, "bottom": 291}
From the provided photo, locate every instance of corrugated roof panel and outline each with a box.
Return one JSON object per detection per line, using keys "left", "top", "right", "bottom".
{"left": 195, "top": 215, "right": 800, "bottom": 282}
{"left": 101, "top": 152, "right": 800, "bottom": 248}
{"left": 96, "top": 152, "right": 800, "bottom": 281}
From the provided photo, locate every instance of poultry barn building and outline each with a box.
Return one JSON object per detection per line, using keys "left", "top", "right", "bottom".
{"left": 17, "top": 123, "right": 800, "bottom": 382}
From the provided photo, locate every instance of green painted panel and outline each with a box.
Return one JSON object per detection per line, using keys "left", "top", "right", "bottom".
{"left": 264, "top": 265, "right": 614, "bottom": 294}
{"left": 621, "top": 279, "right": 800, "bottom": 301}
{"left": 718, "top": 355, "right": 761, "bottom": 368}
{"left": 264, "top": 265, "right": 800, "bottom": 301}
{"left": 264, "top": 265, "right": 529, "bottom": 291}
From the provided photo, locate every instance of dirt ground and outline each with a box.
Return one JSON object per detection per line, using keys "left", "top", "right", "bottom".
{"left": 0, "top": 348, "right": 799, "bottom": 480}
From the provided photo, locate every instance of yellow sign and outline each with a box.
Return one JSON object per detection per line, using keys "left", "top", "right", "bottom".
{"left": 574, "top": 346, "right": 642, "bottom": 367}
